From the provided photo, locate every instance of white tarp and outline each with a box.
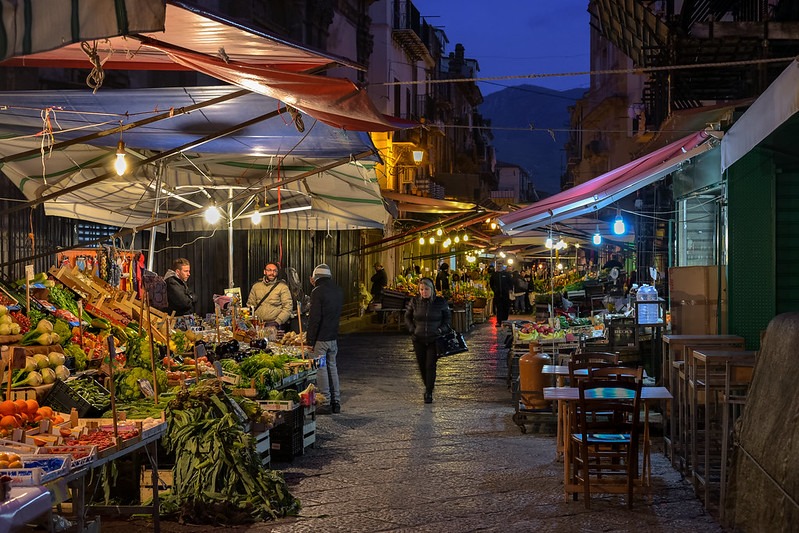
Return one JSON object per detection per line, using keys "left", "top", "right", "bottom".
{"left": 0, "top": 138, "right": 388, "bottom": 231}
{"left": 721, "top": 60, "right": 799, "bottom": 173}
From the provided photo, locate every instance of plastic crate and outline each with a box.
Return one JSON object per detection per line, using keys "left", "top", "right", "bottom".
{"left": 270, "top": 404, "right": 304, "bottom": 461}
{"left": 42, "top": 377, "right": 109, "bottom": 418}
{"left": 4, "top": 454, "right": 71, "bottom": 486}
{"left": 37, "top": 445, "right": 97, "bottom": 468}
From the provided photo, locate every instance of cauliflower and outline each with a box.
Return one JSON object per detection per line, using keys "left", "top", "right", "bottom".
{"left": 115, "top": 366, "right": 168, "bottom": 401}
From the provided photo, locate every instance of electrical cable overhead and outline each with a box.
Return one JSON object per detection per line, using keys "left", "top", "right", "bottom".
{"left": 376, "top": 55, "right": 798, "bottom": 87}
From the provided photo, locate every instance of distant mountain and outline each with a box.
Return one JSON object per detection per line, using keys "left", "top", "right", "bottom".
{"left": 480, "top": 85, "right": 586, "bottom": 196}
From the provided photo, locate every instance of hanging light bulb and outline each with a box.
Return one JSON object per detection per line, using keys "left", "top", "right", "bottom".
{"left": 507, "top": 258, "right": 514, "bottom": 265}
{"left": 436, "top": 228, "right": 443, "bottom": 236}
{"left": 499, "top": 251, "right": 506, "bottom": 258}
{"left": 114, "top": 140, "right": 127, "bottom": 176}
{"left": 428, "top": 236, "right": 435, "bottom": 244}
{"left": 462, "top": 233, "right": 468, "bottom": 242}
{"left": 251, "top": 210, "right": 262, "bottom": 225}
{"left": 556, "top": 237, "right": 567, "bottom": 250}
{"left": 612, "top": 210, "right": 626, "bottom": 235}
{"left": 545, "top": 236, "right": 553, "bottom": 249}
{"left": 557, "top": 262, "right": 564, "bottom": 270}
{"left": 419, "top": 236, "right": 425, "bottom": 245}
{"left": 454, "top": 235, "right": 460, "bottom": 244}
{"left": 443, "top": 238, "right": 452, "bottom": 248}
{"left": 490, "top": 222, "right": 497, "bottom": 230}
{"left": 204, "top": 205, "right": 221, "bottom": 224}
{"left": 592, "top": 224, "right": 602, "bottom": 245}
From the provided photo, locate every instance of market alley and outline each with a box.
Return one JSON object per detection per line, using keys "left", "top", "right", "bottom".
{"left": 260, "top": 318, "right": 719, "bottom": 532}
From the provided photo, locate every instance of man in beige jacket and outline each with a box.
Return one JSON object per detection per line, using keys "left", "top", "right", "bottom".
{"left": 247, "top": 262, "right": 294, "bottom": 328}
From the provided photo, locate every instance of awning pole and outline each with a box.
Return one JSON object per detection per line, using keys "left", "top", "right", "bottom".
{"left": 146, "top": 164, "right": 163, "bottom": 271}
{"left": 228, "top": 188, "right": 234, "bottom": 288}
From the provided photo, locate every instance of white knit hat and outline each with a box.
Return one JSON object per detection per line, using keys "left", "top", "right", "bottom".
{"left": 312, "top": 263, "right": 332, "bottom": 281}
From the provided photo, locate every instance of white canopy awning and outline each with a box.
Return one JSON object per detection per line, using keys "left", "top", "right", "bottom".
{"left": 721, "top": 60, "right": 799, "bottom": 172}
{"left": 0, "top": 87, "right": 390, "bottom": 231}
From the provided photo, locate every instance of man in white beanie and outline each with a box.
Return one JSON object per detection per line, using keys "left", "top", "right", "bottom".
{"left": 307, "top": 263, "right": 344, "bottom": 413}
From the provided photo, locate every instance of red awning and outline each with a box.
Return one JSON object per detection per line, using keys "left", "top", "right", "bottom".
{"left": 145, "top": 38, "right": 414, "bottom": 132}
{"left": 0, "top": 1, "right": 413, "bottom": 132}
{"left": 498, "top": 130, "right": 718, "bottom": 234}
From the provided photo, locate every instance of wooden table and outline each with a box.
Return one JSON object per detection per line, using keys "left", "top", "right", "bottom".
{"left": 544, "top": 386, "right": 672, "bottom": 499}
{"left": 541, "top": 365, "right": 649, "bottom": 456}
{"left": 689, "top": 349, "right": 756, "bottom": 510}
{"left": 661, "top": 334, "right": 745, "bottom": 470}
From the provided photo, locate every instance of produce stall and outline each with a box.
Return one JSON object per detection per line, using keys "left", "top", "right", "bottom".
{"left": 0, "top": 268, "right": 323, "bottom": 527}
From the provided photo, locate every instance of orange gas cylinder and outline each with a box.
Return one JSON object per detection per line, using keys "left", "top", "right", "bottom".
{"left": 518, "top": 343, "right": 550, "bottom": 409}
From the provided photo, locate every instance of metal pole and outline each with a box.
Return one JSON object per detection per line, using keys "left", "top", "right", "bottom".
{"left": 228, "top": 188, "right": 234, "bottom": 288}
{"left": 146, "top": 164, "right": 162, "bottom": 272}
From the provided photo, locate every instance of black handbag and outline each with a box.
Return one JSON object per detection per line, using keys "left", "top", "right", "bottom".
{"left": 436, "top": 330, "right": 468, "bottom": 358}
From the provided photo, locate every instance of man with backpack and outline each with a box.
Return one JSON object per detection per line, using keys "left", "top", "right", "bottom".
{"left": 164, "top": 258, "right": 195, "bottom": 316}
{"left": 247, "top": 262, "right": 293, "bottom": 329}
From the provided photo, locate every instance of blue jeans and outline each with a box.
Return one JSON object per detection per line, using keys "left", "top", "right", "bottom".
{"left": 314, "top": 340, "right": 339, "bottom": 404}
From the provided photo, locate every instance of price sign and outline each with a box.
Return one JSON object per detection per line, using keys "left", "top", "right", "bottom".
{"left": 25, "top": 264, "right": 34, "bottom": 281}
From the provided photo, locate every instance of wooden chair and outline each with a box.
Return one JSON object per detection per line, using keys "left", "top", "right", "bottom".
{"left": 573, "top": 351, "right": 620, "bottom": 365}
{"left": 568, "top": 360, "right": 613, "bottom": 385}
{"left": 589, "top": 366, "right": 644, "bottom": 382}
{"left": 570, "top": 379, "right": 642, "bottom": 509}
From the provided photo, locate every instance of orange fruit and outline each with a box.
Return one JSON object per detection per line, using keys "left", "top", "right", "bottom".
{"left": 13, "top": 399, "right": 27, "bottom": 414}
{"left": 0, "top": 400, "right": 16, "bottom": 417}
{"left": 37, "top": 406, "right": 53, "bottom": 418}
{"left": 53, "top": 415, "right": 64, "bottom": 424}
{"left": 25, "top": 399, "right": 39, "bottom": 415}
{"left": 0, "top": 415, "right": 17, "bottom": 429}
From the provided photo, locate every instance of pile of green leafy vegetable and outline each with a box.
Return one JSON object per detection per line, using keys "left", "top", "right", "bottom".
{"left": 160, "top": 379, "right": 299, "bottom": 524}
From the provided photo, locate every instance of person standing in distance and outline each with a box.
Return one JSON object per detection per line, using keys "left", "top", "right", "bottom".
{"left": 307, "top": 264, "right": 344, "bottom": 414}
{"left": 247, "top": 262, "right": 293, "bottom": 329}
{"left": 369, "top": 262, "right": 388, "bottom": 302}
{"left": 165, "top": 258, "right": 195, "bottom": 316}
{"left": 404, "top": 277, "right": 451, "bottom": 404}
{"left": 489, "top": 263, "right": 513, "bottom": 326}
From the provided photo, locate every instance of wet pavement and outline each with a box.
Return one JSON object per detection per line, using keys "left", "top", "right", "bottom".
{"left": 108, "top": 317, "right": 723, "bottom": 532}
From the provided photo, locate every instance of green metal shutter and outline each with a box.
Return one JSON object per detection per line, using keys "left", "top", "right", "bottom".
{"left": 776, "top": 171, "right": 799, "bottom": 313}
{"left": 727, "top": 150, "right": 775, "bottom": 349}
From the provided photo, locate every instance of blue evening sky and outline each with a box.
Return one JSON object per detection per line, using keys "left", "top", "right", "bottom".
{"left": 411, "top": 0, "right": 590, "bottom": 94}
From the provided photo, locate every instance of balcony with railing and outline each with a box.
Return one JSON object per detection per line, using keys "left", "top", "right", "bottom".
{"left": 392, "top": 0, "right": 435, "bottom": 67}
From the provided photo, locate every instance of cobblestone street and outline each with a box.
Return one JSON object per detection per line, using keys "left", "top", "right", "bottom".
{"left": 111, "top": 317, "right": 722, "bottom": 532}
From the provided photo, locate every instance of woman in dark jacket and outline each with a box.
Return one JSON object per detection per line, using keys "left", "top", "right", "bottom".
{"left": 405, "top": 277, "right": 452, "bottom": 404}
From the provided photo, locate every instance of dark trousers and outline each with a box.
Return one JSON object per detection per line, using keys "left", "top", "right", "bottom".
{"left": 412, "top": 338, "right": 438, "bottom": 394}
{"left": 495, "top": 298, "right": 511, "bottom": 323}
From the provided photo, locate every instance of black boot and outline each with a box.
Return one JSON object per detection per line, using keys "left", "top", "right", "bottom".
{"left": 331, "top": 401, "right": 341, "bottom": 413}
{"left": 424, "top": 391, "right": 433, "bottom": 404}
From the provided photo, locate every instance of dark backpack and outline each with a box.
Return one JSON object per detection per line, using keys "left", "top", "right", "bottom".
{"left": 142, "top": 270, "right": 169, "bottom": 311}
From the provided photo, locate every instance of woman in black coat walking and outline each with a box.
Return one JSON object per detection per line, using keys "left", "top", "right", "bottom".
{"left": 405, "top": 277, "right": 451, "bottom": 404}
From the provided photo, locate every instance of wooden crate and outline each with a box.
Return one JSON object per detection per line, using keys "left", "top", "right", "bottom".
{"left": 49, "top": 266, "right": 102, "bottom": 300}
